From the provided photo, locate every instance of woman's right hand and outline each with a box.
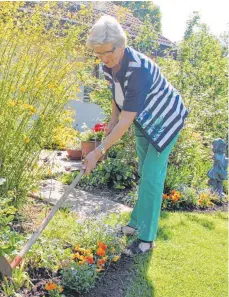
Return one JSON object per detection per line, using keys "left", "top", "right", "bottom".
{"left": 104, "top": 120, "right": 118, "bottom": 136}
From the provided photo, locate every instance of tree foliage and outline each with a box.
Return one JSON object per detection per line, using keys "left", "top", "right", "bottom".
{"left": 114, "top": 1, "right": 161, "bottom": 32}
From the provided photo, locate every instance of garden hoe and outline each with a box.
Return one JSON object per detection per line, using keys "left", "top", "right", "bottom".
{"left": 0, "top": 169, "right": 85, "bottom": 277}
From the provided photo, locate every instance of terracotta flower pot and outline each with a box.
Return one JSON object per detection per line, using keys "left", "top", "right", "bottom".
{"left": 81, "top": 141, "right": 106, "bottom": 161}
{"left": 66, "top": 148, "right": 82, "bottom": 160}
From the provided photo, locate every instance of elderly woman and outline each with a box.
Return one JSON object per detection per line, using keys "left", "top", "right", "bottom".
{"left": 84, "top": 16, "right": 188, "bottom": 255}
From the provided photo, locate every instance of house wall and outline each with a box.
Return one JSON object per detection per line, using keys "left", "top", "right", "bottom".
{"left": 66, "top": 98, "right": 106, "bottom": 132}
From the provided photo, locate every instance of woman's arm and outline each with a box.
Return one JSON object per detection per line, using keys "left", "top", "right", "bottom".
{"left": 83, "top": 110, "right": 137, "bottom": 174}
{"left": 105, "top": 100, "right": 120, "bottom": 136}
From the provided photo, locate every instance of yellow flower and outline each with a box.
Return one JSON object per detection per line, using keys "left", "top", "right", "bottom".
{"left": 110, "top": 247, "right": 115, "bottom": 253}
{"left": 48, "top": 84, "right": 55, "bottom": 89}
{"left": 112, "top": 255, "right": 120, "bottom": 262}
{"left": 95, "top": 59, "right": 100, "bottom": 65}
{"left": 20, "top": 87, "right": 26, "bottom": 92}
{"left": 24, "top": 136, "right": 30, "bottom": 143}
{"left": 7, "top": 100, "right": 16, "bottom": 107}
{"left": 200, "top": 193, "right": 208, "bottom": 200}
{"left": 58, "top": 286, "right": 63, "bottom": 293}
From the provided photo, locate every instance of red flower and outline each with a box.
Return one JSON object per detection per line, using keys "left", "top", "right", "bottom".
{"left": 85, "top": 256, "right": 94, "bottom": 264}
{"left": 92, "top": 123, "right": 107, "bottom": 132}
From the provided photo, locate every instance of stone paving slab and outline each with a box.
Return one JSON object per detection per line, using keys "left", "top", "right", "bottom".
{"left": 33, "top": 150, "right": 132, "bottom": 220}
{"left": 38, "top": 150, "right": 82, "bottom": 174}
{"left": 32, "top": 179, "right": 132, "bottom": 220}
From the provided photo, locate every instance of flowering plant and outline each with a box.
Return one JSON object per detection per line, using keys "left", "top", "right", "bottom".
{"left": 60, "top": 241, "right": 120, "bottom": 293}
{"left": 80, "top": 123, "right": 107, "bottom": 142}
{"left": 45, "top": 282, "right": 64, "bottom": 297}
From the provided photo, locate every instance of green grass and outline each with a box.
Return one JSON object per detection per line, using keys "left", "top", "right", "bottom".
{"left": 126, "top": 211, "right": 228, "bottom": 297}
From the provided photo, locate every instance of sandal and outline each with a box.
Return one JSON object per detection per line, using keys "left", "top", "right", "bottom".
{"left": 120, "top": 225, "right": 137, "bottom": 236}
{"left": 123, "top": 239, "right": 155, "bottom": 256}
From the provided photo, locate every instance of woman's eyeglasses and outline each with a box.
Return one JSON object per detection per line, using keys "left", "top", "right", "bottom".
{"left": 94, "top": 46, "right": 116, "bottom": 58}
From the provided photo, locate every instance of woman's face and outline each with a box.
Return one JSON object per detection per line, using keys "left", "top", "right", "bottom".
{"left": 93, "top": 43, "right": 124, "bottom": 68}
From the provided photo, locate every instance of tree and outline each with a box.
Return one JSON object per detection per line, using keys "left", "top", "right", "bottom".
{"left": 114, "top": 1, "right": 161, "bottom": 33}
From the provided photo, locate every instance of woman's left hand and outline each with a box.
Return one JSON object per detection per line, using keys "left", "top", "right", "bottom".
{"left": 82, "top": 150, "right": 100, "bottom": 175}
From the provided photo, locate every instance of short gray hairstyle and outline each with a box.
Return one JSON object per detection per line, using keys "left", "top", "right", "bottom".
{"left": 87, "top": 15, "right": 127, "bottom": 48}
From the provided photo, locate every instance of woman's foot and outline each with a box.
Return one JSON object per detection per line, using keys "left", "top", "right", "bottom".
{"left": 121, "top": 225, "right": 136, "bottom": 236}
{"left": 123, "top": 239, "right": 155, "bottom": 256}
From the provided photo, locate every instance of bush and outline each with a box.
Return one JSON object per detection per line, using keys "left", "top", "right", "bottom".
{"left": 0, "top": 195, "right": 23, "bottom": 257}
{"left": 0, "top": 2, "right": 95, "bottom": 203}
{"left": 165, "top": 126, "right": 212, "bottom": 191}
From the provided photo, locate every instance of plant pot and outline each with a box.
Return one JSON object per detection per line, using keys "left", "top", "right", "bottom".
{"left": 66, "top": 148, "right": 82, "bottom": 160}
{"left": 81, "top": 141, "right": 106, "bottom": 161}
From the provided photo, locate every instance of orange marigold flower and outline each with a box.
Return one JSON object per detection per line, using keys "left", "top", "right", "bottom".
{"left": 172, "top": 194, "right": 180, "bottom": 201}
{"left": 162, "top": 194, "right": 168, "bottom": 199}
{"left": 45, "top": 282, "right": 57, "bottom": 291}
{"left": 98, "top": 241, "right": 107, "bottom": 251}
{"left": 171, "top": 190, "right": 176, "bottom": 195}
{"left": 85, "top": 256, "right": 94, "bottom": 264}
{"left": 96, "top": 266, "right": 105, "bottom": 272}
{"left": 72, "top": 252, "right": 80, "bottom": 260}
{"left": 97, "top": 257, "right": 108, "bottom": 266}
{"left": 97, "top": 247, "right": 106, "bottom": 257}
{"left": 74, "top": 244, "right": 81, "bottom": 251}
{"left": 78, "top": 260, "right": 86, "bottom": 265}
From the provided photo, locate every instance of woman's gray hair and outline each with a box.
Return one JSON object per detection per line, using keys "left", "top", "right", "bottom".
{"left": 87, "top": 15, "right": 127, "bottom": 48}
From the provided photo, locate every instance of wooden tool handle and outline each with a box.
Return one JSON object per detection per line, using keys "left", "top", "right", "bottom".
{"left": 11, "top": 169, "right": 84, "bottom": 269}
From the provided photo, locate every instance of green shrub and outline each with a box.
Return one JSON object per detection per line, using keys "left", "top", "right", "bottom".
{"left": 0, "top": 196, "right": 23, "bottom": 257}
{"left": 0, "top": 2, "right": 94, "bottom": 204}
{"left": 165, "top": 126, "right": 211, "bottom": 191}
{"left": 61, "top": 261, "right": 97, "bottom": 293}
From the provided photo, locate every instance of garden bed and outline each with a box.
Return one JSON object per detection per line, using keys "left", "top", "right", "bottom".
{"left": 10, "top": 254, "right": 135, "bottom": 297}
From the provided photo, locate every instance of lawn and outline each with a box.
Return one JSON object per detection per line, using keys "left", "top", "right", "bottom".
{"left": 126, "top": 211, "right": 228, "bottom": 297}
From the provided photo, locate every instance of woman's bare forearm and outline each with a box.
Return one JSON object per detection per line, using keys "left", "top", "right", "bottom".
{"left": 95, "top": 110, "right": 137, "bottom": 158}
{"left": 110, "top": 100, "right": 120, "bottom": 123}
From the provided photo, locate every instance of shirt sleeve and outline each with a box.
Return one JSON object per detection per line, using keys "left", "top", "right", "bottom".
{"left": 122, "top": 67, "right": 151, "bottom": 113}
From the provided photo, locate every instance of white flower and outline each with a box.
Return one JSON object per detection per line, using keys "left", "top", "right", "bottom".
{"left": 0, "top": 178, "right": 6, "bottom": 185}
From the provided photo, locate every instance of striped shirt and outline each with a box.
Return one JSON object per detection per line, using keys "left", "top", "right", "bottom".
{"left": 103, "top": 47, "right": 188, "bottom": 153}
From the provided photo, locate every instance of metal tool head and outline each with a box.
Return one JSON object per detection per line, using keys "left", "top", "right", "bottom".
{"left": 0, "top": 256, "right": 12, "bottom": 277}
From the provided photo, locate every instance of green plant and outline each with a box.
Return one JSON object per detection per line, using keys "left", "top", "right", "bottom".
{"left": 0, "top": 196, "right": 23, "bottom": 257}
{"left": 61, "top": 261, "right": 97, "bottom": 293}
{"left": 12, "top": 262, "right": 33, "bottom": 291}
{"left": 177, "top": 185, "right": 199, "bottom": 208}
{"left": 0, "top": 276, "right": 16, "bottom": 297}
{"left": 81, "top": 157, "right": 137, "bottom": 190}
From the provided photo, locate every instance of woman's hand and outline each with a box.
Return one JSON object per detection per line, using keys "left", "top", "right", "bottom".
{"left": 104, "top": 120, "right": 118, "bottom": 136}
{"left": 82, "top": 150, "right": 101, "bottom": 175}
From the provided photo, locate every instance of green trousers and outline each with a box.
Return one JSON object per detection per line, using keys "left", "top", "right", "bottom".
{"left": 129, "top": 125, "right": 178, "bottom": 241}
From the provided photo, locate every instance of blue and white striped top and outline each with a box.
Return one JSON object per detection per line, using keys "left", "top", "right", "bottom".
{"left": 103, "top": 47, "right": 188, "bottom": 152}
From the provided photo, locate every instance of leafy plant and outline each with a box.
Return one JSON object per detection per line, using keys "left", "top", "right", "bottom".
{"left": 0, "top": 196, "right": 23, "bottom": 257}
{"left": 61, "top": 261, "right": 97, "bottom": 293}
